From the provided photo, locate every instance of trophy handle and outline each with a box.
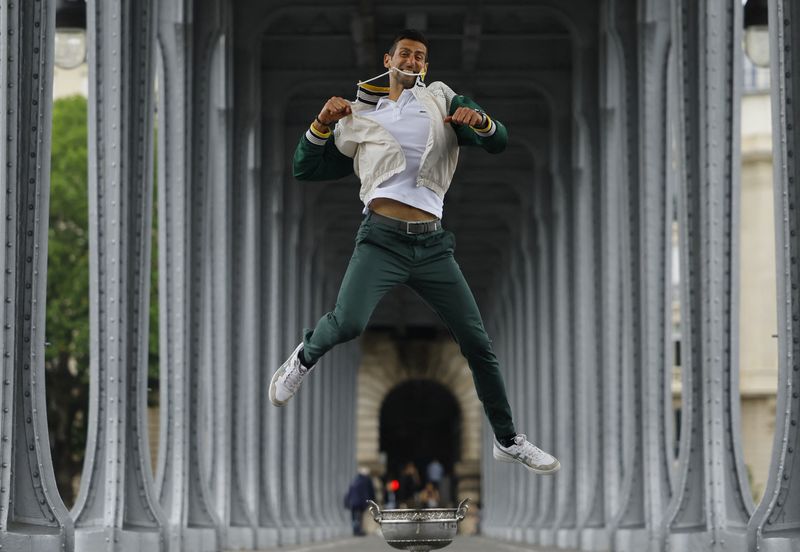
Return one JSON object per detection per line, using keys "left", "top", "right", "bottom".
{"left": 367, "top": 500, "right": 382, "bottom": 522}
{"left": 455, "top": 498, "right": 470, "bottom": 521}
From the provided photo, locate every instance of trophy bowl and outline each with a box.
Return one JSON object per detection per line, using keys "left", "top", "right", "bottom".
{"left": 366, "top": 498, "right": 470, "bottom": 552}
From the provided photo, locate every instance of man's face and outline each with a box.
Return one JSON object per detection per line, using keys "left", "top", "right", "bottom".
{"left": 384, "top": 38, "right": 429, "bottom": 88}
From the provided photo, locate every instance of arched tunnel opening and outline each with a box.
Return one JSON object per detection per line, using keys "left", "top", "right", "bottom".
{"left": 379, "top": 378, "right": 461, "bottom": 504}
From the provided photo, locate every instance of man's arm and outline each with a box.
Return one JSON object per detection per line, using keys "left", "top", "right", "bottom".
{"left": 446, "top": 95, "right": 508, "bottom": 154}
{"left": 292, "top": 124, "right": 354, "bottom": 181}
{"left": 292, "top": 96, "right": 356, "bottom": 181}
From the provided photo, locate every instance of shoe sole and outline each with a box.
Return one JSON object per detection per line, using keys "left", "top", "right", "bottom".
{"left": 493, "top": 445, "right": 561, "bottom": 475}
{"left": 268, "top": 364, "right": 289, "bottom": 407}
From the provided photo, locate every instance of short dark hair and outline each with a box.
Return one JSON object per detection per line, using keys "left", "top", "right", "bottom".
{"left": 388, "top": 29, "right": 430, "bottom": 61}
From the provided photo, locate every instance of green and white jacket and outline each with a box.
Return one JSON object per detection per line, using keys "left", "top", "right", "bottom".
{"left": 292, "top": 80, "right": 508, "bottom": 202}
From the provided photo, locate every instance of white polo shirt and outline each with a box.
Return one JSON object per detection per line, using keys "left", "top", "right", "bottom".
{"left": 360, "top": 88, "right": 444, "bottom": 219}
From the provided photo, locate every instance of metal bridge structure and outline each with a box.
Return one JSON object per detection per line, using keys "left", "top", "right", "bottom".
{"left": 1, "top": 0, "right": 800, "bottom": 551}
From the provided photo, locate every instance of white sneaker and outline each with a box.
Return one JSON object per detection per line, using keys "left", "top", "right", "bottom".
{"left": 493, "top": 434, "right": 561, "bottom": 475}
{"left": 269, "top": 342, "right": 312, "bottom": 407}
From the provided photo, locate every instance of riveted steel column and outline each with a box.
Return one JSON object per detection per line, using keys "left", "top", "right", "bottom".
{"left": 483, "top": 299, "right": 500, "bottom": 535}
{"left": 306, "top": 238, "right": 328, "bottom": 541}
{"left": 71, "top": 0, "right": 165, "bottom": 550}
{"left": 635, "top": 3, "right": 675, "bottom": 551}
{"left": 342, "top": 341, "right": 357, "bottom": 533}
{"left": 261, "top": 107, "right": 285, "bottom": 541}
{"left": 289, "top": 189, "right": 313, "bottom": 544}
{"left": 748, "top": 0, "right": 800, "bottom": 549}
{"left": 230, "top": 105, "right": 261, "bottom": 550}
{"left": 666, "top": 1, "right": 753, "bottom": 550}
{"left": 610, "top": 0, "right": 648, "bottom": 548}
{"left": 551, "top": 173, "right": 577, "bottom": 548}
{"left": 278, "top": 176, "right": 303, "bottom": 544}
{"left": 232, "top": 35, "right": 276, "bottom": 548}
{"left": 328, "top": 344, "right": 343, "bottom": 533}
{"left": 570, "top": 23, "right": 606, "bottom": 548}
{"left": 154, "top": 0, "right": 222, "bottom": 549}
{"left": 207, "top": 22, "right": 257, "bottom": 549}
{"left": 663, "top": 1, "right": 708, "bottom": 536}
{"left": 492, "top": 281, "right": 513, "bottom": 537}
{"left": 519, "top": 207, "right": 540, "bottom": 543}
{"left": 508, "top": 245, "right": 528, "bottom": 543}
{"left": 0, "top": 0, "right": 73, "bottom": 550}
{"left": 598, "top": 4, "right": 626, "bottom": 545}
{"left": 317, "top": 275, "right": 335, "bottom": 538}
{"left": 340, "top": 309, "right": 354, "bottom": 535}
{"left": 296, "top": 211, "right": 317, "bottom": 541}
{"left": 531, "top": 177, "right": 556, "bottom": 544}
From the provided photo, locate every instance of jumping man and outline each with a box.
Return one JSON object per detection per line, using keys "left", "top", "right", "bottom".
{"left": 269, "top": 29, "right": 560, "bottom": 475}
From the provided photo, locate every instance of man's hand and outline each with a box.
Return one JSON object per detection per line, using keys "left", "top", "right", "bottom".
{"left": 317, "top": 97, "right": 352, "bottom": 126}
{"left": 444, "top": 107, "right": 484, "bottom": 127}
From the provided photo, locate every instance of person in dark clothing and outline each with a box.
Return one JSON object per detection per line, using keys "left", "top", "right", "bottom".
{"left": 345, "top": 467, "right": 376, "bottom": 536}
{"left": 397, "top": 461, "right": 421, "bottom": 507}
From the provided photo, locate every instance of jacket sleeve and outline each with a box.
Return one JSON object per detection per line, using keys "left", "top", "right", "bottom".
{"left": 292, "top": 125, "right": 355, "bottom": 181}
{"left": 448, "top": 95, "right": 508, "bottom": 154}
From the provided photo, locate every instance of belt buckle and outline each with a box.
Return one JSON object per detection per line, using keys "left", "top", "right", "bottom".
{"left": 405, "top": 221, "right": 415, "bottom": 235}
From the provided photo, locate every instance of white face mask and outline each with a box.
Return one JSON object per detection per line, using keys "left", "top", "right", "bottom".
{"left": 357, "top": 65, "right": 426, "bottom": 87}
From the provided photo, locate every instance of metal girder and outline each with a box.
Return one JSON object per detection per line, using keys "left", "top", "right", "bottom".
{"left": 665, "top": 1, "right": 753, "bottom": 551}
{"left": 635, "top": 2, "right": 674, "bottom": 551}
{"left": 0, "top": 0, "right": 73, "bottom": 550}
{"left": 571, "top": 20, "right": 604, "bottom": 547}
{"left": 597, "top": 1, "right": 626, "bottom": 545}
{"left": 609, "top": 1, "right": 648, "bottom": 549}
{"left": 71, "top": 0, "right": 165, "bottom": 550}
{"left": 748, "top": 1, "right": 800, "bottom": 549}
{"left": 530, "top": 177, "right": 556, "bottom": 545}
{"left": 153, "top": 1, "right": 223, "bottom": 549}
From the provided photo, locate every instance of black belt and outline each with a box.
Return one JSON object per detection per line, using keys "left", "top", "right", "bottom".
{"left": 368, "top": 210, "right": 442, "bottom": 234}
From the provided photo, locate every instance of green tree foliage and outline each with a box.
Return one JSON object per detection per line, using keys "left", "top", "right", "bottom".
{"left": 46, "top": 95, "right": 160, "bottom": 506}
{"left": 46, "top": 96, "right": 90, "bottom": 506}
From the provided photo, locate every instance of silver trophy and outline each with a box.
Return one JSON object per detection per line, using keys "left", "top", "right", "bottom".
{"left": 366, "top": 498, "right": 470, "bottom": 552}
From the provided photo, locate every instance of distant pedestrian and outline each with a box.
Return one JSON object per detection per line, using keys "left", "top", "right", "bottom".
{"left": 426, "top": 458, "right": 444, "bottom": 489}
{"left": 397, "top": 461, "right": 421, "bottom": 507}
{"left": 345, "top": 466, "right": 375, "bottom": 536}
{"left": 419, "top": 482, "right": 440, "bottom": 508}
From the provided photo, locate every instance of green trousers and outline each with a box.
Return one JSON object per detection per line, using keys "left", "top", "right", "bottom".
{"left": 302, "top": 211, "right": 516, "bottom": 438}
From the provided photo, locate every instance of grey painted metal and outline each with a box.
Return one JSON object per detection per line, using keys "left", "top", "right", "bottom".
{"left": 262, "top": 108, "right": 285, "bottom": 543}
{"left": 296, "top": 216, "right": 316, "bottom": 540}
{"left": 280, "top": 169, "right": 303, "bottom": 545}
{"left": 154, "top": 1, "right": 222, "bottom": 549}
{"left": 597, "top": 2, "right": 626, "bottom": 542}
{"left": 551, "top": 157, "right": 577, "bottom": 550}
{"left": 664, "top": 0, "right": 710, "bottom": 540}
{"left": 748, "top": 0, "right": 800, "bottom": 550}
{"left": 519, "top": 199, "right": 541, "bottom": 545}
{"left": 307, "top": 246, "right": 329, "bottom": 540}
{"left": 636, "top": 3, "right": 674, "bottom": 551}
{"left": 231, "top": 27, "right": 271, "bottom": 548}
{"left": 530, "top": 178, "right": 556, "bottom": 545}
{"left": 0, "top": 0, "right": 73, "bottom": 550}
{"left": 572, "top": 31, "right": 603, "bottom": 550}
{"left": 509, "top": 243, "right": 529, "bottom": 541}
{"left": 665, "top": 1, "right": 753, "bottom": 551}
{"left": 72, "top": 0, "right": 165, "bottom": 550}
{"left": 207, "top": 19, "right": 258, "bottom": 549}
{"left": 610, "top": 1, "right": 648, "bottom": 549}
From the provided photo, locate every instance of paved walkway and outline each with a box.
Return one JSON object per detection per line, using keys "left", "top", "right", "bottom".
{"left": 271, "top": 535, "right": 568, "bottom": 551}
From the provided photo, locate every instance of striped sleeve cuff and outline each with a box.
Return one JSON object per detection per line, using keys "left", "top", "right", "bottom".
{"left": 470, "top": 114, "right": 497, "bottom": 138}
{"left": 305, "top": 123, "right": 332, "bottom": 146}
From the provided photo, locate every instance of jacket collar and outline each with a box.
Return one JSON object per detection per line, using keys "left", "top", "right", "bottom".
{"left": 355, "top": 79, "right": 427, "bottom": 106}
